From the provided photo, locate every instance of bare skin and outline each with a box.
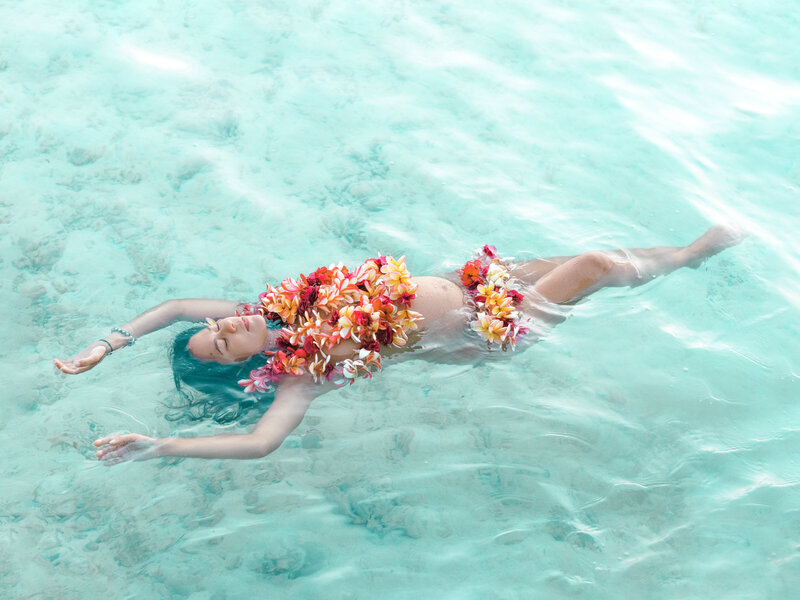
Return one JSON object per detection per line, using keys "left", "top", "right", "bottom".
{"left": 54, "top": 226, "right": 742, "bottom": 465}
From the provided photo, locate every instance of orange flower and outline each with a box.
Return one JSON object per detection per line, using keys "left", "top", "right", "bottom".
{"left": 460, "top": 260, "right": 483, "bottom": 288}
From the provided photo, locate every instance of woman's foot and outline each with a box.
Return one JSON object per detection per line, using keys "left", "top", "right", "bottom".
{"left": 684, "top": 225, "right": 746, "bottom": 268}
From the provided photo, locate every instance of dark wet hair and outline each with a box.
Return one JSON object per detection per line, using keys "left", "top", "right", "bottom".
{"left": 164, "top": 326, "right": 274, "bottom": 424}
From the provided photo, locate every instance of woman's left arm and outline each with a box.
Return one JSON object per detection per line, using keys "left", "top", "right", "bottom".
{"left": 55, "top": 298, "right": 242, "bottom": 375}
{"left": 93, "top": 377, "right": 320, "bottom": 464}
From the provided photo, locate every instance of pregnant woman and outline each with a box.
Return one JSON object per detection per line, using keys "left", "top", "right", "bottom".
{"left": 55, "top": 226, "right": 741, "bottom": 465}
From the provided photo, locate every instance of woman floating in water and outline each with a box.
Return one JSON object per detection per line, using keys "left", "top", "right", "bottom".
{"left": 55, "top": 226, "right": 741, "bottom": 465}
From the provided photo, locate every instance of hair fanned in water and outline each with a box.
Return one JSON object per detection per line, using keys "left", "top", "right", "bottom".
{"left": 166, "top": 326, "right": 274, "bottom": 424}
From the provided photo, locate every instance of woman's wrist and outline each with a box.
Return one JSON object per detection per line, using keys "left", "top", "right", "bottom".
{"left": 105, "top": 331, "right": 132, "bottom": 350}
{"left": 154, "top": 437, "right": 171, "bottom": 457}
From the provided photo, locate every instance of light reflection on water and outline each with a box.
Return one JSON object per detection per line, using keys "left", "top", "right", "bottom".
{"left": 1, "top": 0, "right": 799, "bottom": 597}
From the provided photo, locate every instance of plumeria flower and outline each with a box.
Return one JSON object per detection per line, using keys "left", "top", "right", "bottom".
{"left": 472, "top": 313, "right": 508, "bottom": 344}
{"left": 380, "top": 256, "right": 411, "bottom": 287}
{"left": 284, "top": 353, "right": 307, "bottom": 376}
{"left": 330, "top": 359, "right": 369, "bottom": 385}
{"left": 476, "top": 282, "right": 496, "bottom": 298}
{"left": 336, "top": 307, "right": 357, "bottom": 340}
{"left": 245, "top": 255, "right": 428, "bottom": 387}
{"left": 307, "top": 353, "right": 331, "bottom": 382}
{"left": 279, "top": 277, "right": 304, "bottom": 294}
{"left": 358, "top": 349, "right": 382, "bottom": 370}
{"left": 487, "top": 293, "right": 516, "bottom": 320}
{"left": 485, "top": 263, "right": 509, "bottom": 286}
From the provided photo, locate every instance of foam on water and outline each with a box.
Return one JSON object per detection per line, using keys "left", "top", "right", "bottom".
{"left": 1, "top": 0, "right": 799, "bottom": 598}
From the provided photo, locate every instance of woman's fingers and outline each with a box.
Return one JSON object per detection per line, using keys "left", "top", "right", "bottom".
{"left": 54, "top": 358, "right": 80, "bottom": 374}
{"left": 94, "top": 433, "right": 136, "bottom": 448}
{"left": 54, "top": 346, "right": 106, "bottom": 375}
{"left": 93, "top": 433, "right": 152, "bottom": 463}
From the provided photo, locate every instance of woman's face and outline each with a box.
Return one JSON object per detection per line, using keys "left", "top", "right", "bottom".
{"left": 187, "top": 315, "right": 270, "bottom": 364}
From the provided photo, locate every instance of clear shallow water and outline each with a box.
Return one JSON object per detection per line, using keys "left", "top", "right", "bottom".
{"left": 1, "top": 1, "right": 799, "bottom": 598}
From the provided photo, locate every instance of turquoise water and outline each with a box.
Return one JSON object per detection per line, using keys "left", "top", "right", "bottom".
{"left": 2, "top": 0, "right": 799, "bottom": 597}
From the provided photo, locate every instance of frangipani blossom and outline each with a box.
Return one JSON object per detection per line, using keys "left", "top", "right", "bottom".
{"left": 472, "top": 313, "right": 507, "bottom": 344}
{"left": 461, "top": 246, "right": 528, "bottom": 351}
{"left": 241, "top": 256, "right": 421, "bottom": 391}
{"left": 485, "top": 263, "right": 509, "bottom": 286}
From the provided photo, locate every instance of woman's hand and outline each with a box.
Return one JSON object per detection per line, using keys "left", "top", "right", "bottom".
{"left": 54, "top": 344, "right": 108, "bottom": 375}
{"left": 93, "top": 433, "right": 159, "bottom": 465}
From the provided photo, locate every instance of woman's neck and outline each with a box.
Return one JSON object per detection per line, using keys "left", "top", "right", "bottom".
{"left": 261, "top": 324, "right": 280, "bottom": 352}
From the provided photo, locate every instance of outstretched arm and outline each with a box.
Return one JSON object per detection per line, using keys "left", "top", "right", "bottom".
{"left": 54, "top": 298, "right": 241, "bottom": 374}
{"left": 93, "top": 377, "right": 319, "bottom": 463}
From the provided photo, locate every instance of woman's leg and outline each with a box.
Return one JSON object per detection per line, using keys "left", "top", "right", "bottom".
{"left": 526, "top": 226, "right": 742, "bottom": 305}
{"left": 514, "top": 246, "right": 690, "bottom": 285}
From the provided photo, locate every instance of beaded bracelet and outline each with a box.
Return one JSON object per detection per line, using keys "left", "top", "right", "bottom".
{"left": 112, "top": 327, "right": 136, "bottom": 346}
{"left": 98, "top": 339, "right": 113, "bottom": 355}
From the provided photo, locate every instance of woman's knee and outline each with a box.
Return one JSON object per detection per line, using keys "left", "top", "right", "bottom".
{"left": 578, "top": 251, "right": 616, "bottom": 279}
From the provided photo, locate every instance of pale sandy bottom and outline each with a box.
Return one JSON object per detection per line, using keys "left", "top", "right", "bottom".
{"left": 2, "top": 1, "right": 799, "bottom": 598}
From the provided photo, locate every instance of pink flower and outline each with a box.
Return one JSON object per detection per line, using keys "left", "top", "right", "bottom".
{"left": 370, "top": 256, "right": 388, "bottom": 267}
{"left": 482, "top": 244, "right": 498, "bottom": 258}
{"left": 507, "top": 289, "right": 524, "bottom": 305}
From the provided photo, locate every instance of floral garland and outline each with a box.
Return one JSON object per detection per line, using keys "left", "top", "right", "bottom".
{"left": 459, "top": 245, "right": 527, "bottom": 350}
{"left": 238, "top": 256, "right": 422, "bottom": 392}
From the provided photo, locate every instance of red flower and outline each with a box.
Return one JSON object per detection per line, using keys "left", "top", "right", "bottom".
{"left": 303, "top": 337, "right": 316, "bottom": 355}
{"left": 399, "top": 292, "right": 416, "bottom": 304}
{"left": 354, "top": 310, "right": 371, "bottom": 327}
{"left": 362, "top": 339, "right": 380, "bottom": 352}
{"left": 507, "top": 289, "right": 524, "bottom": 305}
{"left": 459, "top": 260, "right": 483, "bottom": 289}
{"left": 307, "top": 266, "right": 332, "bottom": 286}
{"left": 327, "top": 310, "right": 340, "bottom": 326}
{"left": 482, "top": 244, "right": 498, "bottom": 258}
{"left": 298, "top": 285, "right": 319, "bottom": 315}
{"left": 376, "top": 327, "right": 393, "bottom": 346}
{"left": 275, "top": 335, "right": 293, "bottom": 351}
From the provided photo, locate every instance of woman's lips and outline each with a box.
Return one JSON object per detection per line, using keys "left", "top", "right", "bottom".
{"left": 242, "top": 316, "right": 250, "bottom": 331}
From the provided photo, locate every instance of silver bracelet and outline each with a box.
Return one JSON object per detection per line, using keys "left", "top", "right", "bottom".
{"left": 112, "top": 327, "right": 136, "bottom": 346}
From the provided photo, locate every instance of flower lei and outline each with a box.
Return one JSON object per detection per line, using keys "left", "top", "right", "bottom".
{"left": 238, "top": 256, "right": 422, "bottom": 392}
{"left": 459, "top": 244, "right": 527, "bottom": 350}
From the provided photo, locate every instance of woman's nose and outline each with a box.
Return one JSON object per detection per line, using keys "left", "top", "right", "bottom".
{"left": 223, "top": 319, "right": 237, "bottom": 333}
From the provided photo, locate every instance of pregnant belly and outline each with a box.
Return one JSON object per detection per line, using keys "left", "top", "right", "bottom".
{"left": 410, "top": 276, "right": 465, "bottom": 332}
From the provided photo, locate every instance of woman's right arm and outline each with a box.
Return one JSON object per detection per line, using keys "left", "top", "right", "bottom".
{"left": 93, "top": 376, "right": 320, "bottom": 463}
{"left": 54, "top": 298, "right": 241, "bottom": 374}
